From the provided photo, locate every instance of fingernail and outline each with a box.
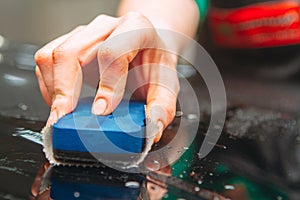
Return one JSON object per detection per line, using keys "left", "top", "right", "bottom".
{"left": 154, "top": 121, "right": 164, "bottom": 143}
{"left": 92, "top": 98, "right": 107, "bottom": 115}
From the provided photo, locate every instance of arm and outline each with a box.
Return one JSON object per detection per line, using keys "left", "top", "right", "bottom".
{"left": 118, "top": 0, "right": 200, "bottom": 49}
{"left": 118, "top": 0, "right": 200, "bottom": 36}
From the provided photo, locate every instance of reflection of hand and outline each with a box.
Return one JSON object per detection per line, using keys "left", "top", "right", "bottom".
{"left": 145, "top": 166, "right": 171, "bottom": 200}
{"left": 142, "top": 150, "right": 172, "bottom": 200}
{"left": 30, "top": 162, "right": 51, "bottom": 200}
{"left": 35, "top": 12, "right": 179, "bottom": 142}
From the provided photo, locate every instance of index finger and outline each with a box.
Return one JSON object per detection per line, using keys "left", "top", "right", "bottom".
{"left": 47, "top": 15, "right": 118, "bottom": 124}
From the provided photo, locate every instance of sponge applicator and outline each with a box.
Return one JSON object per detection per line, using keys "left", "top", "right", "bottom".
{"left": 42, "top": 97, "right": 157, "bottom": 169}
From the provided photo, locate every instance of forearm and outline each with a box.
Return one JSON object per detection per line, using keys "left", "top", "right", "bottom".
{"left": 117, "top": 0, "right": 200, "bottom": 49}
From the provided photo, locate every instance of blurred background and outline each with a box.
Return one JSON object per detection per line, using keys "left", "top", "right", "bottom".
{"left": 0, "top": 0, "right": 119, "bottom": 45}
{"left": 0, "top": 0, "right": 120, "bottom": 122}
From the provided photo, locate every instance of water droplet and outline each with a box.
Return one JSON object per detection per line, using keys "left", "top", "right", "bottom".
{"left": 108, "top": 176, "right": 112, "bottom": 180}
{"left": 18, "top": 103, "right": 28, "bottom": 111}
{"left": 147, "top": 160, "right": 161, "bottom": 171}
{"left": 194, "top": 186, "right": 200, "bottom": 192}
{"left": 277, "top": 196, "right": 283, "bottom": 200}
{"left": 121, "top": 174, "right": 128, "bottom": 179}
{"left": 152, "top": 160, "right": 160, "bottom": 165}
{"left": 224, "top": 185, "right": 235, "bottom": 190}
{"left": 187, "top": 114, "right": 197, "bottom": 120}
{"left": 209, "top": 173, "right": 213, "bottom": 176}
{"left": 197, "top": 180, "right": 203, "bottom": 184}
{"left": 175, "top": 110, "right": 183, "bottom": 117}
{"left": 212, "top": 143, "right": 227, "bottom": 149}
{"left": 213, "top": 125, "right": 221, "bottom": 129}
{"left": 74, "top": 191, "right": 80, "bottom": 198}
{"left": 183, "top": 146, "right": 189, "bottom": 150}
{"left": 125, "top": 181, "right": 140, "bottom": 188}
{"left": 179, "top": 174, "right": 183, "bottom": 178}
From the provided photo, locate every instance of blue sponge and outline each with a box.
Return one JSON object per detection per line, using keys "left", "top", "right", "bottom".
{"left": 49, "top": 166, "right": 142, "bottom": 200}
{"left": 52, "top": 97, "right": 146, "bottom": 160}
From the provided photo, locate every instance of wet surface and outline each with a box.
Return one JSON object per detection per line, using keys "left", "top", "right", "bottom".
{"left": 0, "top": 39, "right": 300, "bottom": 199}
{"left": 0, "top": 118, "right": 45, "bottom": 199}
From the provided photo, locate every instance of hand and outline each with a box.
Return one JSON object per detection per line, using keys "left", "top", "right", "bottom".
{"left": 35, "top": 12, "right": 179, "bottom": 142}
{"left": 30, "top": 162, "right": 50, "bottom": 200}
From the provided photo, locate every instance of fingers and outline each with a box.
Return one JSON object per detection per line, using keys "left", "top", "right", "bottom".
{"left": 127, "top": 48, "right": 179, "bottom": 143}
{"left": 93, "top": 12, "right": 156, "bottom": 115}
{"left": 35, "top": 11, "right": 179, "bottom": 139}
{"left": 92, "top": 54, "right": 132, "bottom": 115}
{"left": 31, "top": 162, "right": 50, "bottom": 198}
{"left": 147, "top": 79, "right": 179, "bottom": 143}
{"left": 93, "top": 12, "right": 179, "bottom": 142}
{"left": 35, "top": 66, "right": 52, "bottom": 106}
{"left": 35, "top": 15, "right": 119, "bottom": 125}
{"left": 35, "top": 26, "right": 85, "bottom": 104}
{"left": 146, "top": 52, "right": 179, "bottom": 143}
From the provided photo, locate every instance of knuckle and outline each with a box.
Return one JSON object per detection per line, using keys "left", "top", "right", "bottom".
{"left": 52, "top": 95, "right": 75, "bottom": 113}
{"left": 94, "top": 14, "right": 110, "bottom": 22}
{"left": 52, "top": 45, "right": 72, "bottom": 64}
{"left": 97, "top": 45, "right": 114, "bottom": 64}
{"left": 74, "top": 25, "right": 85, "bottom": 31}
{"left": 34, "top": 49, "right": 52, "bottom": 67}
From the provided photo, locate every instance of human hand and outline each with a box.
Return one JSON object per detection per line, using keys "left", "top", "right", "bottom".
{"left": 30, "top": 162, "right": 50, "bottom": 200}
{"left": 35, "top": 12, "right": 179, "bottom": 142}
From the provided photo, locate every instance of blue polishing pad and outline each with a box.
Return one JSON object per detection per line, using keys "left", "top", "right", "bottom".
{"left": 49, "top": 166, "right": 142, "bottom": 200}
{"left": 52, "top": 97, "right": 145, "bottom": 155}
{"left": 51, "top": 180, "right": 140, "bottom": 200}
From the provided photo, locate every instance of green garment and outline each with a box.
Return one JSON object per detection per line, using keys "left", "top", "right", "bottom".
{"left": 195, "top": 0, "right": 209, "bottom": 21}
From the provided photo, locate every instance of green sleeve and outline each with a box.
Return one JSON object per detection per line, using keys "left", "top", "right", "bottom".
{"left": 195, "top": 0, "right": 209, "bottom": 22}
